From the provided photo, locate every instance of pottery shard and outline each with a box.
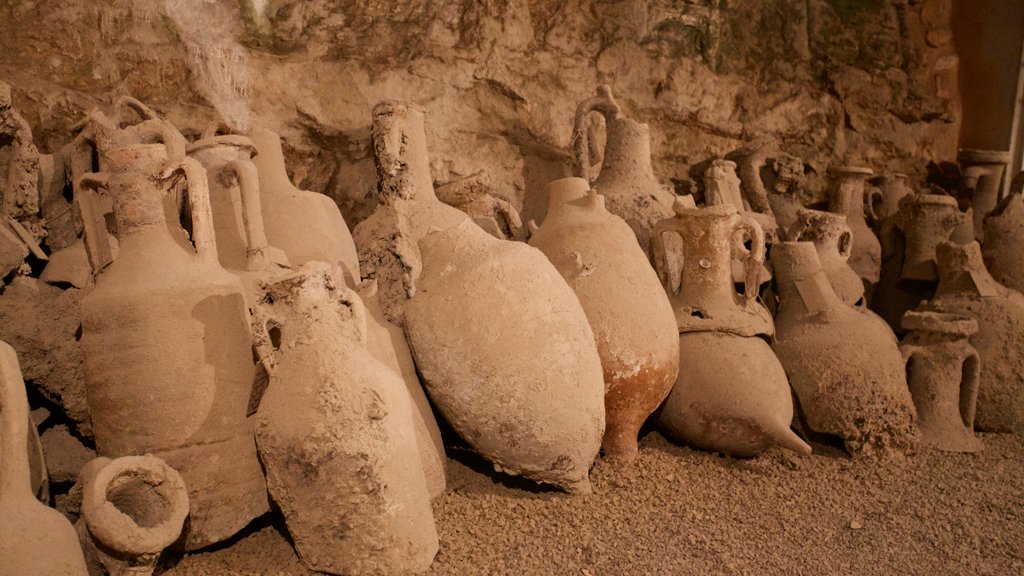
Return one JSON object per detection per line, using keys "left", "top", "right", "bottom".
{"left": 405, "top": 221, "right": 605, "bottom": 493}
{"left": 0, "top": 277, "right": 89, "bottom": 436}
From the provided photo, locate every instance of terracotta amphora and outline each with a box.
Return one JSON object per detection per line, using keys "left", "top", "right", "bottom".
{"left": 958, "top": 149, "right": 1011, "bottom": 242}
{"left": 651, "top": 204, "right": 810, "bottom": 457}
{"left": 571, "top": 85, "right": 675, "bottom": 258}
{"left": 983, "top": 185, "right": 1024, "bottom": 293}
{"left": 871, "top": 191, "right": 965, "bottom": 334}
{"left": 704, "top": 158, "right": 778, "bottom": 241}
{"left": 188, "top": 124, "right": 289, "bottom": 306}
{"left": 76, "top": 455, "right": 189, "bottom": 576}
{"left": 252, "top": 263, "right": 438, "bottom": 575}
{"left": 250, "top": 128, "right": 359, "bottom": 275}
{"left": 793, "top": 209, "right": 864, "bottom": 307}
{"left": 0, "top": 340, "right": 88, "bottom": 576}
{"left": 900, "top": 311, "right": 983, "bottom": 453}
{"left": 921, "top": 241, "right": 1024, "bottom": 433}
{"left": 828, "top": 166, "right": 881, "bottom": 285}
{"left": 405, "top": 221, "right": 605, "bottom": 493}
{"left": 870, "top": 173, "right": 913, "bottom": 225}
{"left": 772, "top": 241, "right": 919, "bottom": 455}
{"left": 352, "top": 101, "right": 471, "bottom": 323}
{"left": 79, "top": 152, "right": 269, "bottom": 550}
{"left": 355, "top": 276, "right": 447, "bottom": 499}
{"left": 528, "top": 177, "right": 679, "bottom": 463}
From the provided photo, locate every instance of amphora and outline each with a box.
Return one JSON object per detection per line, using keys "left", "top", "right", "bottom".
{"left": 793, "top": 209, "right": 864, "bottom": 307}
{"left": 652, "top": 204, "right": 810, "bottom": 457}
{"left": 958, "top": 149, "right": 1011, "bottom": 242}
{"left": 79, "top": 151, "right": 269, "bottom": 549}
{"left": 828, "top": 166, "right": 881, "bottom": 285}
{"left": 983, "top": 183, "right": 1024, "bottom": 293}
{"left": 253, "top": 264, "right": 438, "bottom": 575}
{"left": 900, "top": 311, "right": 983, "bottom": 452}
{"left": 772, "top": 241, "right": 919, "bottom": 455}
{"left": 0, "top": 340, "right": 88, "bottom": 576}
{"left": 405, "top": 221, "right": 605, "bottom": 493}
{"left": 571, "top": 85, "right": 675, "bottom": 258}
{"left": 529, "top": 177, "right": 679, "bottom": 462}
{"left": 921, "top": 241, "right": 1024, "bottom": 432}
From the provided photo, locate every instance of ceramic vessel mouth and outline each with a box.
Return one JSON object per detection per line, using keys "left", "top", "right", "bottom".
{"left": 186, "top": 135, "right": 257, "bottom": 158}
{"left": 829, "top": 166, "right": 874, "bottom": 177}
{"left": 901, "top": 310, "right": 978, "bottom": 337}
{"left": 545, "top": 177, "right": 590, "bottom": 206}
{"left": 957, "top": 149, "right": 1012, "bottom": 164}
{"left": 102, "top": 143, "right": 169, "bottom": 171}
{"left": 769, "top": 241, "right": 823, "bottom": 282}
{"left": 672, "top": 202, "right": 737, "bottom": 218}
{"left": 901, "top": 193, "right": 958, "bottom": 208}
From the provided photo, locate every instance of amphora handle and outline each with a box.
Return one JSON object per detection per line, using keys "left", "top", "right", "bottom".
{"left": 571, "top": 85, "right": 621, "bottom": 184}
{"left": 732, "top": 214, "right": 765, "bottom": 301}
{"left": 163, "top": 157, "right": 218, "bottom": 265}
{"left": 960, "top": 350, "right": 981, "bottom": 430}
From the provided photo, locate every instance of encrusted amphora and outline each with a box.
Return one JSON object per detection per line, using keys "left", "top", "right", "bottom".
{"left": 652, "top": 203, "right": 810, "bottom": 457}
{"left": 828, "top": 166, "right": 881, "bottom": 286}
{"left": 900, "top": 311, "right": 984, "bottom": 453}
{"left": 529, "top": 177, "right": 679, "bottom": 463}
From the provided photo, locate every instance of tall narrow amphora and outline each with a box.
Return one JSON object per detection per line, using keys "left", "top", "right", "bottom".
{"left": 653, "top": 203, "right": 810, "bottom": 457}
{"left": 79, "top": 150, "right": 269, "bottom": 550}
{"left": 529, "top": 177, "right": 679, "bottom": 463}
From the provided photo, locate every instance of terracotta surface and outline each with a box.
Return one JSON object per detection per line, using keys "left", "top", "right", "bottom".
{"left": 405, "top": 221, "right": 605, "bottom": 493}
{"left": 253, "top": 264, "right": 438, "bottom": 575}
{"left": 982, "top": 185, "right": 1024, "bottom": 293}
{"left": 529, "top": 177, "right": 678, "bottom": 462}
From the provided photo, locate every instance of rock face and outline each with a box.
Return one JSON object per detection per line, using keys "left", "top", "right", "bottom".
{"left": 0, "top": 1, "right": 959, "bottom": 230}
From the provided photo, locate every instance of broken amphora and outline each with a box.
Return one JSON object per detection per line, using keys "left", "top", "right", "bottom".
{"left": 529, "top": 177, "right": 679, "bottom": 463}
{"left": 571, "top": 85, "right": 675, "bottom": 259}
{"left": 652, "top": 203, "right": 810, "bottom": 457}
{"left": 921, "top": 241, "right": 1024, "bottom": 433}
{"left": 79, "top": 152, "right": 269, "bottom": 550}
{"left": 253, "top": 263, "right": 438, "bottom": 575}
{"left": 76, "top": 454, "right": 189, "bottom": 576}
{"left": 900, "top": 311, "right": 984, "bottom": 453}
{"left": 405, "top": 220, "right": 605, "bottom": 493}
{"left": 772, "top": 241, "right": 919, "bottom": 455}
{"left": 0, "top": 340, "right": 88, "bottom": 576}
{"left": 793, "top": 208, "right": 864, "bottom": 307}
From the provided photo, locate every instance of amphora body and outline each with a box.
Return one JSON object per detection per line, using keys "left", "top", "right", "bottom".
{"left": 772, "top": 241, "right": 919, "bottom": 454}
{"left": 529, "top": 177, "right": 679, "bottom": 462}
{"left": 900, "top": 311, "right": 983, "bottom": 452}
{"left": 405, "top": 221, "right": 605, "bottom": 493}
{"left": 653, "top": 204, "right": 810, "bottom": 457}
{"left": 983, "top": 187, "right": 1024, "bottom": 293}
{"left": 922, "top": 242, "right": 1024, "bottom": 433}
{"left": 79, "top": 149, "right": 268, "bottom": 549}
{"left": 253, "top": 264, "right": 438, "bottom": 575}
{"left": 0, "top": 341, "right": 88, "bottom": 576}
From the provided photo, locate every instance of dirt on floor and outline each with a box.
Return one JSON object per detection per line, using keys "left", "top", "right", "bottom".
{"left": 155, "top": 431, "right": 1024, "bottom": 576}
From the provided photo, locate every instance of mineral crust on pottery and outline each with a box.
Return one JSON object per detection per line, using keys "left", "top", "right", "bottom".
{"left": 828, "top": 166, "right": 881, "bottom": 286}
{"left": 652, "top": 203, "right": 810, "bottom": 457}
{"left": 353, "top": 101, "right": 471, "bottom": 324}
{"left": 79, "top": 152, "right": 269, "bottom": 550}
{"left": 571, "top": 85, "right": 675, "bottom": 258}
{"left": 922, "top": 241, "right": 1024, "bottom": 433}
{"left": 250, "top": 127, "right": 359, "bottom": 275}
{"left": 772, "top": 241, "right": 919, "bottom": 455}
{"left": 900, "top": 311, "right": 984, "bottom": 453}
{"left": 76, "top": 455, "right": 189, "bottom": 576}
{"left": 405, "top": 220, "right": 605, "bottom": 493}
{"left": 529, "top": 177, "right": 679, "bottom": 463}
{"left": 253, "top": 263, "right": 438, "bottom": 575}
{"left": 0, "top": 340, "right": 88, "bottom": 576}
{"left": 793, "top": 208, "right": 864, "bottom": 307}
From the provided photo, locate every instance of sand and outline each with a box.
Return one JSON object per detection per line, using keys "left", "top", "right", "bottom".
{"left": 155, "top": 431, "right": 1023, "bottom": 576}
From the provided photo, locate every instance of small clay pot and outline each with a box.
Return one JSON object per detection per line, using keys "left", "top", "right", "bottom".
{"left": 900, "top": 311, "right": 984, "bottom": 453}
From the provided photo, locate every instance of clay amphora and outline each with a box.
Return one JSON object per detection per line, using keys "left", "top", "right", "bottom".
{"left": 405, "top": 221, "right": 605, "bottom": 493}
{"left": 828, "top": 166, "right": 881, "bottom": 285}
{"left": 355, "top": 277, "right": 447, "bottom": 499}
{"left": 983, "top": 186, "right": 1024, "bottom": 293}
{"left": 793, "top": 209, "right": 864, "bottom": 307}
{"left": 250, "top": 128, "right": 359, "bottom": 275}
{"left": 772, "top": 241, "right": 919, "bottom": 454}
{"left": 900, "top": 311, "right": 983, "bottom": 453}
{"left": 528, "top": 177, "right": 679, "bottom": 463}
{"left": 253, "top": 264, "right": 438, "bottom": 575}
{"left": 651, "top": 204, "right": 810, "bottom": 457}
{"left": 958, "top": 148, "right": 1011, "bottom": 242}
{"left": 571, "top": 85, "right": 675, "bottom": 258}
{"left": 0, "top": 340, "right": 88, "bottom": 576}
{"left": 78, "top": 151, "right": 269, "bottom": 550}
{"left": 922, "top": 241, "right": 1024, "bottom": 432}
{"left": 725, "top": 138, "right": 778, "bottom": 220}
{"left": 352, "top": 101, "right": 471, "bottom": 323}
{"left": 76, "top": 455, "right": 189, "bottom": 576}
{"left": 870, "top": 173, "right": 913, "bottom": 224}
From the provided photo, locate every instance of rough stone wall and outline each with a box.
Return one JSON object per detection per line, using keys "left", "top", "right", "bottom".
{"left": 0, "top": 0, "right": 960, "bottom": 227}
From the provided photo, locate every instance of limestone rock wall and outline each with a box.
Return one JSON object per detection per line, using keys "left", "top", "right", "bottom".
{"left": 0, "top": 0, "right": 960, "bottom": 227}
